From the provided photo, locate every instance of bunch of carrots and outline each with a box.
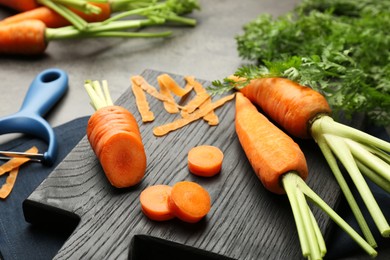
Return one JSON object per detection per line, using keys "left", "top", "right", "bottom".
{"left": 0, "top": 0, "right": 200, "bottom": 55}
{"left": 211, "top": 75, "right": 390, "bottom": 258}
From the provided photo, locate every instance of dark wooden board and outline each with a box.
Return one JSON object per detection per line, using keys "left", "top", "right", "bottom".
{"left": 24, "top": 69, "right": 341, "bottom": 259}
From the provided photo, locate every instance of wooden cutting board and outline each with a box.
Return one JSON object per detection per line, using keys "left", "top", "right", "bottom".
{"left": 23, "top": 69, "right": 341, "bottom": 260}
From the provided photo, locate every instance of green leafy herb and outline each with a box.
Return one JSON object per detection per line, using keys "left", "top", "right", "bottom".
{"left": 212, "top": 0, "right": 390, "bottom": 126}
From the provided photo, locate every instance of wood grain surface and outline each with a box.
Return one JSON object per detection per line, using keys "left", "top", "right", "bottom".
{"left": 23, "top": 70, "right": 341, "bottom": 260}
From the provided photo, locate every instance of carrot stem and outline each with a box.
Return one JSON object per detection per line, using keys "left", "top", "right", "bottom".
{"left": 39, "top": 0, "right": 89, "bottom": 30}
{"left": 283, "top": 173, "right": 378, "bottom": 258}
{"left": 312, "top": 132, "right": 377, "bottom": 247}
{"left": 322, "top": 134, "right": 390, "bottom": 237}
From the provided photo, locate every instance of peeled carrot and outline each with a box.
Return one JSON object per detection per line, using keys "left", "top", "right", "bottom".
{"left": 239, "top": 77, "right": 331, "bottom": 139}
{"left": 0, "top": 0, "right": 39, "bottom": 12}
{"left": 0, "top": 4, "right": 111, "bottom": 28}
{"left": 85, "top": 81, "right": 147, "bottom": 188}
{"left": 188, "top": 145, "right": 224, "bottom": 177}
{"left": 168, "top": 181, "right": 211, "bottom": 223}
{"left": 235, "top": 92, "right": 308, "bottom": 194}
{"left": 0, "top": 19, "right": 47, "bottom": 55}
{"left": 140, "top": 184, "right": 175, "bottom": 221}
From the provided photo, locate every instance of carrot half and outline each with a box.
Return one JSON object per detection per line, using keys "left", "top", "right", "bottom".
{"left": 140, "top": 184, "right": 175, "bottom": 221}
{"left": 168, "top": 181, "right": 211, "bottom": 223}
{"left": 85, "top": 81, "right": 147, "bottom": 188}
{"left": 235, "top": 92, "right": 308, "bottom": 194}
{"left": 188, "top": 145, "right": 224, "bottom": 177}
{"left": 239, "top": 77, "right": 331, "bottom": 139}
{"left": 0, "top": 3, "right": 111, "bottom": 28}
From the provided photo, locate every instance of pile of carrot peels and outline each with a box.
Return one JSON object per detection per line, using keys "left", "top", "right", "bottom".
{"left": 131, "top": 73, "right": 235, "bottom": 136}
{"left": 0, "top": 146, "right": 38, "bottom": 199}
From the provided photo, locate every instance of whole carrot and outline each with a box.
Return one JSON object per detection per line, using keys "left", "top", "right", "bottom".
{"left": 235, "top": 92, "right": 308, "bottom": 194}
{"left": 0, "top": 4, "right": 111, "bottom": 28}
{"left": 0, "top": 19, "right": 47, "bottom": 55}
{"left": 239, "top": 77, "right": 332, "bottom": 139}
{"left": 0, "top": 0, "right": 39, "bottom": 12}
{"left": 235, "top": 92, "right": 377, "bottom": 259}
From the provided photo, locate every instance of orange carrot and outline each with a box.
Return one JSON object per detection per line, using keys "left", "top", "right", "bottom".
{"left": 235, "top": 92, "right": 308, "bottom": 194}
{"left": 140, "top": 185, "right": 175, "bottom": 221}
{"left": 168, "top": 181, "right": 211, "bottom": 223}
{"left": 239, "top": 77, "right": 331, "bottom": 139}
{"left": 0, "top": 4, "right": 111, "bottom": 28}
{"left": 0, "top": 19, "right": 47, "bottom": 55}
{"left": 188, "top": 145, "right": 224, "bottom": 177}
{"left": 0, "top": 0, "right": 39, "bottom": 12}
{"left": 85, "top": 81, "right": 147, "bottom": 188}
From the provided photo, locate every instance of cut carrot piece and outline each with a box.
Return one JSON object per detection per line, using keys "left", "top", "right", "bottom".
{"left": 157, "top": 73, "right": 191, "bottom": 97}
{"left": 0, "top": 146, "right": 38, "bottom": 176}
{"left": 131, "top": 81, "right": 155, "bottom": 122}
{"left": 188, "top": 145, "right": 224, "bottom": 177}
{"left": 85, "top": 81, "right": 147, "bottom": 189}
{"left": 153, "top": 93, "right": 235, "bottom": 136}
{"left": 0, "top": 168, "right": 19, "bottom": 199}
{"left": 99, "top": 131, "right": 147, "bottom": 188}
{"left": 140, "top": 185, "right": 175, "bottom": 221}
{"left": 168, "top": 181, "right": 211, "bottom": 223}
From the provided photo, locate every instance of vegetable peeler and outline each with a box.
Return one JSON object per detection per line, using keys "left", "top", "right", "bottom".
{"left": 0, "top": 68, "right": 68, "bottom": 166}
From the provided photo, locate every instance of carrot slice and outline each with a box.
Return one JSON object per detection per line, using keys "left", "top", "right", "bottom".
{"left": 99, "top": 131, "right": 147, "bottom": 188}
{"left": 168, "top": 181, "right": 211, "bottom": 223}
{"left": 0, "top": 146, "right": 38, "bottom": 176}
{"left": 131, "top": 81, "right": 155, "bottom": 122}
{"left": 0, "top": 168, "right": 19, "bottom": 199}
{"left": 153, "top": 93, "right": 235, "bottom": 136}
{"left": 157, "top": 73, "right": 191, "bottom": 97}
{"left": 140, "top": 185, "right": 175, "bottom": 221}
{"left": 188, "top": 145, "right": 224, "bottom": 177}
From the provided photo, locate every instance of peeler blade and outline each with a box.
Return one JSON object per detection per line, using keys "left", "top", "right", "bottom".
{"left": 0, "top": 150, "right": 45, "bottom": 162}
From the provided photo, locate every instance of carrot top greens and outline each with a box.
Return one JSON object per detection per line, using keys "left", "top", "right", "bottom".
{"left": 211, "top": 0, "right": 390, "bottom": 126}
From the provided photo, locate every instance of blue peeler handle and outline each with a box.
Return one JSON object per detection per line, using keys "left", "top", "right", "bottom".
{"left": 20, "top": 68, "right": 68, "bottom": 117}
{"left": 0, "top": 68, "right": 68, "bottom": 165}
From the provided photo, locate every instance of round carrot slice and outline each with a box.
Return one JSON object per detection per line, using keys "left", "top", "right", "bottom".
{"left": 168, "top": 181, "right": 211, "bottom": 223}
{"left": 188, "top": 145, "right": 224, "bottom": 177}
{"left": 140, "top": 185, "right": 175, "bottom": 221}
